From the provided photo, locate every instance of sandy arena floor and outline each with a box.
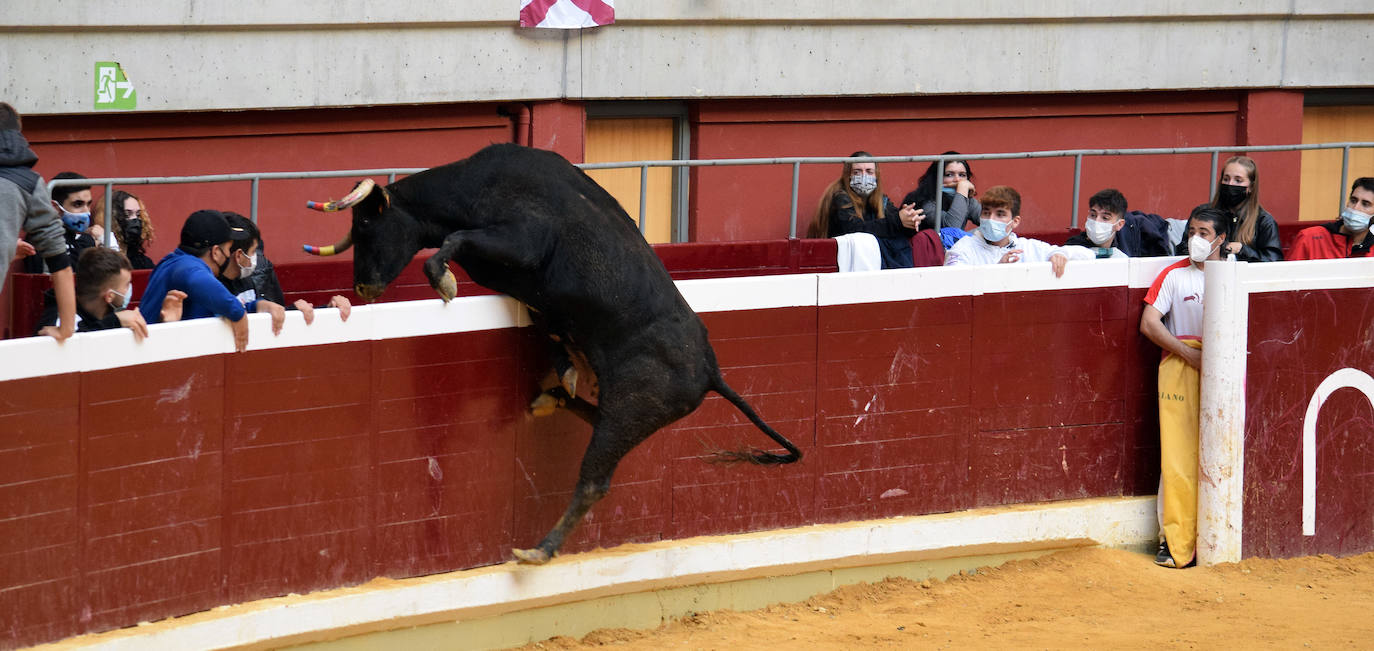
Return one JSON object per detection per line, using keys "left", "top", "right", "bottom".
{"left": 515, "top": 547, "right": 1374, "bottom": 649}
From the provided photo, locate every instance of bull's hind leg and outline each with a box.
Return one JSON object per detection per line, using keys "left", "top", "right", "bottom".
{"left": 513, "top": 388, "right": 697, "bottom": 564}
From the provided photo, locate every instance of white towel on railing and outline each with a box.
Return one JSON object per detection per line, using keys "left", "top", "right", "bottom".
{"left": 835, "top": 233, "right": 882, "bottom": 272}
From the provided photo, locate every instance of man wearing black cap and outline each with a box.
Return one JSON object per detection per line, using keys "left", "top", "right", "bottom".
{"left": 139, "top": 209, "right": 281, "bottom": 352}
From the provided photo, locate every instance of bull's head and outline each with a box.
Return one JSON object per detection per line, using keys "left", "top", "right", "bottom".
{"left": 304, "top": 178, "right": 421, "bottom": 302}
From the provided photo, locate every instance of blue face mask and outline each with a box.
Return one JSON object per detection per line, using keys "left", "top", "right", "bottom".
{"left": 979, "top": 218, "right": 1012, "bottom": 242}
{"left": 941, "top": 186, "right": 957, "bottom": 197}
{"left": 1341, "top": 207, "right": 1371, "bottom": 232}
{"left": 60, "top": 209, "right": 90, "bottom": 233}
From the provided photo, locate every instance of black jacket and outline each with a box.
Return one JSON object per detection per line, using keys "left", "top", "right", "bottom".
{"left": 826, "top": 192, "right": 915, "bottom": 269}
{"left": 1065, "top": 210, "right": 1172, "bottom": 257}
{"left": 34, "top": 289, "right": 122, "bottom": 335}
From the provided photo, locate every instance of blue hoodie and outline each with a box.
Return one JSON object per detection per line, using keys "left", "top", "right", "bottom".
{"left": 140, "top": 247, "right": 247, "bottom": 324}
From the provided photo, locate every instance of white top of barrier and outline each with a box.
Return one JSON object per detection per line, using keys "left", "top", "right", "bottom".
{"left": 4, "top": 257, "right": 1369, "bottom": 383}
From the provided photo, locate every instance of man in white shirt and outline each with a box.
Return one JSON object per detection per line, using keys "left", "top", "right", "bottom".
{"left": 1138, "top": 207, "right": 1229, "bottom": 570}
{"left": 943, "top": 185, "right": 1094, "bottom": 277}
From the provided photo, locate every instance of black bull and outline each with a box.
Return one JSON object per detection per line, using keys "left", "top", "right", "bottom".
{"left": 306, "top": 143, "right": 801, "bottom": 564}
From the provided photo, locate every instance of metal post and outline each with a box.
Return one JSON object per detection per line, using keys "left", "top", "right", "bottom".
{"left": 789, "top": 161, "right": 801, "bottom": 238}
{"left": 1209, "top": 151, "right": 1220, "bottom": 199}
{"left": 103, "top": 182, "right": 114, "bottom": 248}
{"left": 1340, "top": 146, "right": 1351, "bottom": 215}
{"left": 250, "top": 177, "right": 260, "bottom": 224}
{"left": 933, "top": 157, "right": 944, "bottom": 230}
{"left": 388, "top": 173, "right": 396, "bottom": 184}
{"left": 1071, "top": 154, "right": 1083, "bottom": 229}
{"left": 639, "top": 165, "right": 649, "bottom": 236}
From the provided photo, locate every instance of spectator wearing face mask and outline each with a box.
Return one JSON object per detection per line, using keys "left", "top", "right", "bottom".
{"left": 1064, "top": 188, "right": 1172, "bottom": 258}
{"left": 23, "top": 171, "right": 97, "bottom": 273}
{"left": 1287, "top": 177, "right": 1374, "bottom": 260}
{"left": 1139, "top": 206, "right": 1230, "bottom": 570}
{"left": 140, "top": 209, "right": 277, "bottom": 353}
{"left": 220, "top": 212, "right": 349, "bottom": 324}
{"left": 901, "top": 152, "right": 983, "bottom": 237}
{"left": 92, "top": 190, "right": 156, "bottom": 269}
{"left": 806, "top": 151, "right": 923, "bottom": 269}
{"left": 943, "top": 185, "right": 1093, "bottom": 277}
{"left": 1178, "top": 155, "right": 1281, "bottom": 262}
{"left": 34, "top": 246, "right": 149, "bottom": 339}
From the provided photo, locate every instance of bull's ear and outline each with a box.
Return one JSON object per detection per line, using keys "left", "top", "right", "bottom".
{"left": 357, "top": 184, "right": 391, "bottom": 216}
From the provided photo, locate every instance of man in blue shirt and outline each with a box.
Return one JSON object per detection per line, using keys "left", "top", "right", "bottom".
{"left": 140, "top": 209, "right": 259, "bottom": 351}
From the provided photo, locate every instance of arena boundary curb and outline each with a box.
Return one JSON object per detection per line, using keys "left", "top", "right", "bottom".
{"left": 38, "top": 496, "right": 1157, "bottom": 651}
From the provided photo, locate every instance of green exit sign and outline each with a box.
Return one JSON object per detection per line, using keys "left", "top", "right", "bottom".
{"left": 94, "top": 62, "right": 136, "bottom": 110}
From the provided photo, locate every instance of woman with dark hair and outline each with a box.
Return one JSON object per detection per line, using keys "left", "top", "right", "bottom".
{"left": 806, "top": 151, "right": 923, "bottom": 269}
{"left": 901, "top": 151, "right": 982, "bottom": 232}
{"left": 1197, "top": 155, "right": 1281, "bottom": 262}
{"left": 92, "top": 190, "right": 156, "bottom": 268}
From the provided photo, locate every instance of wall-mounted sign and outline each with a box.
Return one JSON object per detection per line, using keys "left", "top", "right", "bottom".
{"left": 94, "top": 61, "right": 136, "bottom": 110}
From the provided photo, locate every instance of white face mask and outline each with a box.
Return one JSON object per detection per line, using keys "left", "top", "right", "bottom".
{"left": 1084, "top": 219, "right": 1116, "bottom": 246}
{"left": 1189, "top": 234, "right": 1220, "bottom": 263}
{"left": 109, "top": 282, "right": 132, "bottom": 310}
{"left": 237, "top": 250, "right": 257, "bottom": 276}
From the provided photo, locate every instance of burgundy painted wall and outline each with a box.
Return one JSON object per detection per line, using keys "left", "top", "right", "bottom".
{"left": 0, "top": 278, "right": 1160, "bottom": 648}
{"left": 688, "top": 91, "right": 1303, "bottom": 241}
{"left": 1243, "top": 287, "right": 1374, "bottom": 559}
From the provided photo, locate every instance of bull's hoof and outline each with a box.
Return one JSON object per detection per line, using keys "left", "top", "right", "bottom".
{"left": 560, "top": 367, "right": 578, "bottom": 395}
{"left": 529, "top": 392, "right": 559, "bottom": 417}
{"left": 512, "top": 547, "right": 552, "bottom": 565}
{"left": 435, "top": 269, "right": 458, "bottom": 303}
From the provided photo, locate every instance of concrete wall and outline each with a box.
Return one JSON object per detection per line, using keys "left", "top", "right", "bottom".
{"left": 3, "top": 2, "right": 1371, "bottom": 114}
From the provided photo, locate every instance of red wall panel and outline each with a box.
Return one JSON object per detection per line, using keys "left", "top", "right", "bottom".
{"left": 0, "top": 374, "right": 79, "bottom": 648}
{"left": 0, "top": 286, "right": 1163, "bottom": 648}
{"left": 80, "top": 358, "right": 226, "bottom": 633}
{"left": 1243, "top": 288, "right": 1374, "bottom": 558}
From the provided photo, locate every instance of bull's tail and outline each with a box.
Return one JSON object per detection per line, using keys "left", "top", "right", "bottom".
{"left": 703, "top": 375, "right": 802, "bottom": 465}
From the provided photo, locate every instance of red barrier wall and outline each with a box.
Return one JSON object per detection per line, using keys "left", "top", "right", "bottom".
{"left": 1243, "top": 287, "right": 1374, "bottom": 559}
{"left": 0, "top": 269, "right": 1159, "bottom": 648}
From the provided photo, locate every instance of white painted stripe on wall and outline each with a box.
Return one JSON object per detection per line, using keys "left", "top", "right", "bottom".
{"left": 677, "top": 274, "right": 818, "bottom": 313}
{"left": 1239, "top": 258, "right": 1374, "bottom": 294}
{"left": 5, "top": 257, "right": 1370, "bottom": 384}
{"left": 55, "top": 496, "right": 1156, "bottom": 651}
{"left": 1127, "top": 256, "right": 1185, "bottom": 289}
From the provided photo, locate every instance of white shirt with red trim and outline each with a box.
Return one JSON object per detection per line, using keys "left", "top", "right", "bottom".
{"left": 1144, "top": 258, "right": 1205, "bottom": 339}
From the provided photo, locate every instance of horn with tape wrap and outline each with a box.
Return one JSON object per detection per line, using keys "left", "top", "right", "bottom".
{"left": 303, "top": 178, "right": 379, "bottom": 255}
{"left": 306, "top": 178, "right": 376, "bottom": 212}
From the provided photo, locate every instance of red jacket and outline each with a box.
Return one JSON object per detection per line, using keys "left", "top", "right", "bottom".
{"left": 1287, "top": 222, "right": 1372, "bottom": 260}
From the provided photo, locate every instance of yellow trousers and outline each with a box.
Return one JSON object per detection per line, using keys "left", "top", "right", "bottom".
{"left": 1158, "top": 339, "right": 1202, "bottom": 566}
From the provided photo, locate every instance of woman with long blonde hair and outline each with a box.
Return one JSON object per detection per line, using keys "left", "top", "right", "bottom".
{"left": 1200, "top": 155, "right": 1282, "bottom": 262}
{"left": 807, "top": 151, "right": 923, "bottom": 269}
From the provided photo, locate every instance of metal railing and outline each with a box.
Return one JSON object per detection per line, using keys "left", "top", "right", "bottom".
{"left": 51, "top": 142, "right": 1374, "bottom": 247}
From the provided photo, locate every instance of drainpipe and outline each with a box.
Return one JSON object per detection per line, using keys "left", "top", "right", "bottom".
{"left": 500, "top": 103, "right": 532, "bottom": 146}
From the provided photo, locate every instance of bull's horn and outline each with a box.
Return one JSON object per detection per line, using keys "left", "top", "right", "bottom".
{"left": 303, "top": 232, "right": 352, "bottom": 256}
{"left": 306, "top": 178, "right": 376, "bottom": 212}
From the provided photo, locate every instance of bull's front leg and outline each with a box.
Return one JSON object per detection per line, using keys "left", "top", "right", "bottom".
{"left": 424, "top": 228, "right": 545, "bottom": 303}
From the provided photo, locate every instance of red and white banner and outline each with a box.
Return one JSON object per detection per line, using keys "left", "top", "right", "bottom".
{"left": 519, "top": 0, "right": 615, "bottom": 29}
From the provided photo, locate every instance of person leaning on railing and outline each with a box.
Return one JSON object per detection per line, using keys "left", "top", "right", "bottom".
{"left": 1181, "top": 155, "right": 1282, "bottom": 262}
{"left": 806, "top": 150, "right": 923, "bottom": 269}
{"left": 221, "top": 211, "right": 350, "bottom": 325}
